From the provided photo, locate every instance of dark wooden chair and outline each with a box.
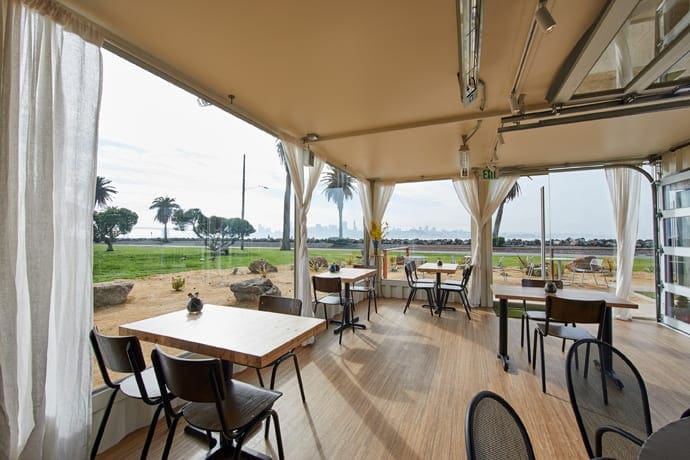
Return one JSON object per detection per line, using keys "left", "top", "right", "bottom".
{"left": 89, "top": 328, "right": 169, "bottom": 460}
{"left": 533, "top": 296, "right": 605, "bottom": 393}
{"left": 255, "top": 295, "right": 306, "bottom": 402}
{"left": 403, "top": 262, "right": 436, "bottom": 315}
{"left": 520, "top": 278, "right": 565, "bottom": 363}
{"left": 465, "top": 390, "right": 536, "bottom": 460}
{"left": 151, "top": 347, "right": 284, "bottom": 460}
{"left": 351, "top": 264, "right": 378, "bottom": 320}
{"left": 566, "top": 339, "right": 652, "bottom": 459}
{"left": 312, "top": 275, "right": 350, "bottom": 344}
{"left": 439, "top": 264, "right": 473, "bottom": 319}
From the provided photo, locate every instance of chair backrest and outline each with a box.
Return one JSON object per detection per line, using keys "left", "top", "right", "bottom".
{"left": 404, "top": 262, "right": 416, "bottom": 287}
{"left": 545, "top": 296, "right": 605, "bottom": 337}
{"left": 465, "top": 390, "right": 536, "bottom": 460}
{"left": 521, "top": 278, "right": 564, "bottom": 289}
{"left": 590, "top": 258, "right": 604, "bottom": 271}
{"left": 461, "top": 265, "right": 474, "bottom": 287}
{"left": 566, "top": 339, "right": 652, "bottom": 459}
{"left": 90, "top": 328, "right": 147, "bottom": 388}
{"left": 151, "top": 347, "right": 225, "bottom": 405}
{"left": 258, "top": 295, "right": 302, "bottom": 316}
{"left": 312, "top": 276, "right": 342, "bottom": 299}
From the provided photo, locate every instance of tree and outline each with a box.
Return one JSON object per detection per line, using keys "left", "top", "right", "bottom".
{"left": 93, "top": 207, "right": 138, "bottom": 251}
{"left": 173, "top": 208, "right": 255, "bottom": 254}
{"left": 493, "top": 181, "right": 522, "bottom": 242}
{"left": 149, "top": 196, "right": 180, "bottom": 242}
{"left": 321, "top": 166, "right": 355, "bottom": 238}
{"left": 95, "top": 176, "right": 117, "bottom": 208}
{"left": 276, "top": 140, "right": 291, "bottom": 250}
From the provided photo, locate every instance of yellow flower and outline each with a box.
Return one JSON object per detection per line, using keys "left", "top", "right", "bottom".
{"left": 369, "top": 222, "right": 388, "bottom": 240}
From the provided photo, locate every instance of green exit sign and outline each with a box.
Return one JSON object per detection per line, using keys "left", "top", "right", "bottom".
{"left": 482, "top": 168, "right": 497, "bottom": 180}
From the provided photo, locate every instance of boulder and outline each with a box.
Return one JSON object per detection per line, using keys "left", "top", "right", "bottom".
{"left": 94, "top": 281, "right": 134, "bottom": 307}
{"left": 248, "top": 259, "right": 278, "bottom": 274}
{"left": 230, "top": 278, "right": 281, "bottom": 302}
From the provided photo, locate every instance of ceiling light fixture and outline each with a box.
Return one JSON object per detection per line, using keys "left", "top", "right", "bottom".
{"left": 459, "top": 135, "right": 471, "bottom": 178}
{"left": 534, "top": 0, "right": 556, "bottom": 33}
{"left": 304, "top": 133, "right": 320, "bottom": 142}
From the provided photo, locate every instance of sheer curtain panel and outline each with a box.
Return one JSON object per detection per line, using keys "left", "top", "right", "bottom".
{"left": 0, "top": 1, "right": 102, "bottom": 458}
{"left": 281, "top": 141, "right": 324, "bottom": 318}
{"left": 605, "top": 168, "right": 641, "bottom": 320}
{"left": 453, "top": 176, "right": 517, "bottom": 306}
{"left": 358, "top": 180, "right": 395, "bottom": 260}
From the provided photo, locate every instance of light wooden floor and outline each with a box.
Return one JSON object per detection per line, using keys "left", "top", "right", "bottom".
{"left": 98, "top": 299, "right": 690, "bottom": 460}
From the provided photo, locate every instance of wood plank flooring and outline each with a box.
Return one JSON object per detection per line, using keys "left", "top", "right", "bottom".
{"left": 97, "top": 298, "right": 690, "bottom": 460}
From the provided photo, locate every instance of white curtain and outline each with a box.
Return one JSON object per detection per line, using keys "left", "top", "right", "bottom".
{"left": 453, "top": 176, "right": 517, "bottom": 306}
{"left": 281, "top": 141, "right": 324, "bottom": 317}
{"left": 358, "top": 180, "right": 395, "bottom": 257}
{"left": 0, "top": 1, "right": 102, "bottom": 458}
{"left": 605, "top": 168, "right": 641, "bottom": 320}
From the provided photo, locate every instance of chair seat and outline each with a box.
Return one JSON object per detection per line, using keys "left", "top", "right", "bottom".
{"left": 351, "top": 282, "right": 374, "bottom": 292}
{"left": 316, "top": 293, "right": 345, "bottom": 305}
{"left": 120, "top": 366, "right": 163, "bottom": 399}
{"left": 411, "top": 281, "right": 435, "bottom": 289}
{"left": 536, "top": 323, "right": 595, "bottom": 342}
{"left": 417, "top": 277, "right": 436, "bottom": 284}
{"left": 439, "top": 283, "right": 466, "bottom": 291}
{"left": 524, "top": 310, "right": 547, "bottom": 321}
{"left": 183, "top": 380, "right": 282, "bottom": 433}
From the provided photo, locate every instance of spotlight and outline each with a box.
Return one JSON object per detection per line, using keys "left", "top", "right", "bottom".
{"left": 535, "top": 0, "right": 556, "bottom": 33}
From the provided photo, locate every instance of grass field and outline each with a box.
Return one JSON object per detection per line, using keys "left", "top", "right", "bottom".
{"left": 93, "top": 244, "right": 654, "bottom": 283}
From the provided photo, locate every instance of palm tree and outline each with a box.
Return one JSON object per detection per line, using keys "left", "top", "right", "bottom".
{"left": 95, "top": 176, "right": 117, "bottom": 208}
{"left": 321, "top": 166, "right": 355, "bottom": 238}
{"left": 493, "top": 181, "right": 521, "bottom": 242}
{"left": 149, "top": 196, "right": 180, "bottom": 242}
{"left": 276, "top": 140, "right": 291, "bottom": 250}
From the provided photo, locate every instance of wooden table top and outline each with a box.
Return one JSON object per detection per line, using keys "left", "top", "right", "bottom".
{"left": 120, "top": 304, "right": 327, "bottom": 368}
{"left": 493, "top": 285, "right": 638, "bottom": 309}
{"left": 313, "top": 267, "right": 376, "bottom": 284}
{"left": 417, "top": 262, "right": 459, "bottom": 274}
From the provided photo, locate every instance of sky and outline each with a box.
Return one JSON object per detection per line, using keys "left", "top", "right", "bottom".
{"left": 97, "top": 50, "right": 653, "bottom": 240}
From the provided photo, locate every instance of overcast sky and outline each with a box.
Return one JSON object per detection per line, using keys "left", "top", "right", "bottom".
{"left": 97, "top": 50, "right": 653, "bottom": 239}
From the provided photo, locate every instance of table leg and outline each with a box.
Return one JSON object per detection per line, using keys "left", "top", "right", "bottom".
{"left": 432, "top": 272, "right": 456, "bottom": 316}
{"left": 498, "top": 298, "right": 510, "bottom": 371}
{"left": 333, "top": 282, "right": 366, "bottom": 335}
{"left": 593, "top": 307, "right": 624, "bottom": 389}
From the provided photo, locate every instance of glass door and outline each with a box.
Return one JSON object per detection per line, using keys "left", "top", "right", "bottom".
{"left": 659, "top": 170, "right": 690, "bottom": 334}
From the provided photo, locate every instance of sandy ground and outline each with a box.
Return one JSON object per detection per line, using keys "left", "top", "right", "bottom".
{"left": 92, "top": 264, "right": 656, "bottom": 386}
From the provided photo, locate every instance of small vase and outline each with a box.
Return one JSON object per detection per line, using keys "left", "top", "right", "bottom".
{"left": 187, "top": 295, "right": 204, "bottom": 314}
{"left": 437, "top": 259, "right": 443, "bottom": 266}
{"left": 544, "top": 282, "right": 558, "bottom": 293}
{"left": 372, "top": 240, "right": 380, "bottom": 254}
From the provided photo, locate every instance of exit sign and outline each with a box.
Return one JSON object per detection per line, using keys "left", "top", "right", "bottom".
{"left": 482, "top": 168, "right": 498, "bottom": 180}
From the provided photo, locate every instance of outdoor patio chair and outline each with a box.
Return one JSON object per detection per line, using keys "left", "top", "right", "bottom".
{"left": 403, "top": 262, "right": 436, "bottom": 315}
{"left": 465, "top": 390, "right": 536, "bottom": 460}
{"left": 566, "top": 339, "right": 652, "bottom": 459}
{"left": 519, "top": 278, "right": 565, "bottom": 364}
{"left": 568, "top": 255, "right": 597, "bottom": 285}
{"left": 312, "top": 275, "right": 351, "bottom": 344}
{"left": 151, "top": 348, "right": 284, "bottom": 460}
{"left": 526, "top": 256, "right": 549, "bottom": 278}
{"left": 439, "top": 264, "right": 473, "bottom": 319}
{"left": 589, "top": 258, "right": 610, "bottom": 287}
{"left": 533, "top": 296, "right": 605, "bottom": 393}
{"left": 408, "top": 259, "right": 436, "bottom": 284}
{"left": 89, "top": 328, "right": 170, "bottom": 460}
{"left": 493, "top": 256, "right": 508, "bottom": 281}
{"left": 255, "top": 295, "right": 306, "bottom": 402}
{"left": 351, "top": 264, "right": 378, "bottom": 320}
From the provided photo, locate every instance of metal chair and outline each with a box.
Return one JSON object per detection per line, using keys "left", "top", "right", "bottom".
{"left": 465, "top": 390, "right": 536, "bottom": 460}
{"left": 519, "top": 278, "right": 564, "bottom": 363}
{"left": 533, "top": 296, "right": 605, "bottom": 393}
{"left": 351, "top": 264, "right": 378, "bottom": 320}
{"left": 312, "top": 275, "right": 350, "bottom": 344}
{"left": 403, "top": 262, "right": 436, "bottom": 315}
{"left": 255, "top": 295, "right": 306, "bottom": 402}
{"left": 408, "top": 258, "right": 436, "bottom": 284}
{"left": 89, "top": 328, "right": 169, "bottom": 460}
{"left": 566, "top": 339, "right": 652, "bottom": 459}
{"left": 151, "top": 347, "right": 284, "bottom": 460}
{"left": 439, "top": 264, "right": 473, "bottom": 319}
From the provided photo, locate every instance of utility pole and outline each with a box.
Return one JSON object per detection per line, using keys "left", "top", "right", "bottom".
{"left": 241, "top": 154, "right": 246, "bottom": 250}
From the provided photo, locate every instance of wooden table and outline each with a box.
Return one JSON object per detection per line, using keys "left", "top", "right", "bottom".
{"left": 120, "top": 304, "right": 327, "bottom": 369}
{"left": 417, "top": 262, "right": 459, "bottom": 315}
{"left": 638, "top": 416, "right": 690, "bottom": 459}
{"left": 314, "top": 267, "right": 377, "bottom": 334}
{"left": 545, "top": 256, "right": 574, "bottom": 280}
{"left": 493, "top": 285, "right": 637, "bottom": 372}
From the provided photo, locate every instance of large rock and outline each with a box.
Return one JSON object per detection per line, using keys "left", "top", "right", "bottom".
{"left": 230, "top": 278, "right": 281, "bottom": 302}
{"left": 248, "top": 259, "right": 278, "bottom": 274}
{"left": 94, "top": 281, "right": 134, "bottom": 307}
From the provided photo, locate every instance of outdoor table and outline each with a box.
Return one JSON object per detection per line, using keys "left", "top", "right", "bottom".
{"left": 638, "top": 416, "right": 690, "bottom": 459}
{"left": 314, "top": 267, "right": 377, "bottom": 334}
{"left": 493, "top": 286, "right": 637, "bottom": 374}
{"left": 417, "top": 262, "right": 459, "bottom": 315}
{"left": 120, "top": 305, "right": 326, "bottom": 459}
{"left": 545, "top": 256, "right": 574, "bottom": 280}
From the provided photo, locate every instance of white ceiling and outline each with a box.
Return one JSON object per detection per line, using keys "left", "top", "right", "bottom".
{"left": 59, "top": 0, "right": 690, "bottom": 182}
